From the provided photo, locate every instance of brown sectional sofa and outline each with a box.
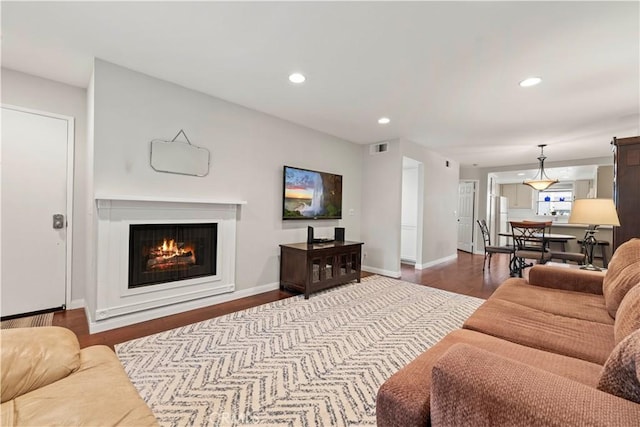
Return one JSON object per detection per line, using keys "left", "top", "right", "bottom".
{"left": 1, "top": 326, "right": 158, "bottom": 426}
{"left": 377, "top": 238, "right": 640, "bottom": 426}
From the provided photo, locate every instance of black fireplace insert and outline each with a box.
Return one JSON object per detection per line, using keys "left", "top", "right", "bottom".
{"left": 128, "top": 223, "right": 217, "bottom": 288}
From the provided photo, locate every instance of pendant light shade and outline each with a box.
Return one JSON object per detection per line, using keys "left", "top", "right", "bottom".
{"left": 523, "top": 144, "right": 558, "bottom": 190}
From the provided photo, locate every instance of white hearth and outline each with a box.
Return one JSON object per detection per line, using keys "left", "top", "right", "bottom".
{"left": 92, "top": 196, "right": 246, "bottom": 333}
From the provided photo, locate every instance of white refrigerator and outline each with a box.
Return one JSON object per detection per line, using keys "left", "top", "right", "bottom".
{"left": 489, "top": 196, "right": 509, "bottom": 246}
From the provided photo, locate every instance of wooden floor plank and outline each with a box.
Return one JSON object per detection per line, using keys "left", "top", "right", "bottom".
{"left": 54, "top": 251, "right": 517, "bottom": 349}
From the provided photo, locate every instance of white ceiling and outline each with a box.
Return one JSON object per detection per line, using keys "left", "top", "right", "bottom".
{"left": 2, "top": 1, "right": 639, "bottom": 167}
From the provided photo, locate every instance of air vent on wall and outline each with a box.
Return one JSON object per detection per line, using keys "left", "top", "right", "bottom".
{"left": 369, "top": 142, "right": 389, "bottom": 155}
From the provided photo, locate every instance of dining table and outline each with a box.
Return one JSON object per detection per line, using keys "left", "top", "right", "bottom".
{"left": 498, "top": 232, "right": 577, "bottom": 249}
{"left": 498, "top": 232, "right": 577, "bottom": 276}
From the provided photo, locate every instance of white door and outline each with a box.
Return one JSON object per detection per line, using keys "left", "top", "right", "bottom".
{"left": 457, "top": 181, "right": 475, "bottom": 252}
{"left": 1, "top": 106, "right": 71, "bottom": 317}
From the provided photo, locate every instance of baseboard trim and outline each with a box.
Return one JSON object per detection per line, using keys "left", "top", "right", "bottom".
{"left": 362, "top": 266, "right": 401, "bottom": 278}
{"left": 414, "top": 254, "right": 458, "bottom": 270}
{"left": 69, "top": 299, "right": 86, "bottom": 310}
{"left": 87, "top": 281, "right": 280, "bottom": 334}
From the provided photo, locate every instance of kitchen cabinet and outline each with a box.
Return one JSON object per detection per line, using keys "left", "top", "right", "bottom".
{"left": 574, "top": 179, "right": 593, "bottom": 199}
{"left": 501, "top": 184, "right": 533, "bottom": 209}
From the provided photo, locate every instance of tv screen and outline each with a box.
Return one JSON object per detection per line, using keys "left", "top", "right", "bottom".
{"left": 283, "top": 166, "right": 343, "bottom": 220}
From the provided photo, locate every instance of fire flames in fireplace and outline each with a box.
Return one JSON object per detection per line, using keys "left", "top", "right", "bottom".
{"left": 129, "top": 223, "right": 217, "bottom": 288}
{"left": 147, "top": 239, "right": 196, "bottom": 270}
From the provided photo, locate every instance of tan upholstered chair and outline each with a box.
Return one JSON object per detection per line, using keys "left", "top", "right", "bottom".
{"left": 0, "top": 327, "right": 158, "bottom": 426}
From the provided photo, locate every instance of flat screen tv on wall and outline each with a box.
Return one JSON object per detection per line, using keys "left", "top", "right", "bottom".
{"left": 283, "top": 165, "right": 343, "bottom": 220}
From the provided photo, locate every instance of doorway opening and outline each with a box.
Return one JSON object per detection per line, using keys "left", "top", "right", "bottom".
{"left": 401, "top": 157, "right": 423, "bottom": 266}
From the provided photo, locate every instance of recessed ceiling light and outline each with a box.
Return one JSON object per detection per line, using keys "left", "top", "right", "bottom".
{"left": 517, "top": 173, "right": 526, "bottom": 176}
{"left": 288, "top": 73, "right": 306, "bottom": 84}
{"left": 378, "top": 117, "right": 390, "bottom": 124}
{"left": 519, "top": 77, "right": 542, "bottom": 87}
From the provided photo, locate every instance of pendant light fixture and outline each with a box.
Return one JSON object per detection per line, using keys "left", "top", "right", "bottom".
{"left": 523, "top": 144, "right": 558, "bottom": 190}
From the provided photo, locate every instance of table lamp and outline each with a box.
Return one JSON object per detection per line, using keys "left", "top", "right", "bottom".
{"left": 568, "top": 198, "right": 620, "bottom": 271}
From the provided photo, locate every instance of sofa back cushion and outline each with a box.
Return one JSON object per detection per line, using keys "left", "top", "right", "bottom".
{"left": 597, "top": 328, "right": 640, "bottom": 404}
{"left": 1, "top": 327, "right": 80, "bottom": 402}
{"left": 603, "top": 238, "right": 640, "bottom": 318}
{"left": 615, "top": 284, "right": 640, "bottom": 345}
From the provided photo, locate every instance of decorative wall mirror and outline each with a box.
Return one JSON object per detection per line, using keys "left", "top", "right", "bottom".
{"left": 150, "top": 130, "right": 210, "bottom": 177}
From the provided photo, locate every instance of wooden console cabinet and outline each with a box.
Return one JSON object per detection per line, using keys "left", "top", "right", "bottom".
{"left": 279, "top": 241, "right": 363, "bottom": 299}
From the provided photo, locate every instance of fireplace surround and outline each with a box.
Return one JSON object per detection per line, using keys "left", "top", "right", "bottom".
{"left": 93, "top": 196, "right": 245, "bottom": 333}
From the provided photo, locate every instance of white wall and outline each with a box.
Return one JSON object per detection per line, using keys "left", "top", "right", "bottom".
{"left": 400, "top": 139, "right": 460, "bottom": 267}
{"left": 360, "top": 138, "right": 460, "bottom": 276}
{"left": 360, "top": 140, "right": 402, "bottom": 277}
{"left": 1, "top": 68, "right": 89, "bottom": 307}
{"left": 91, "top": 59, "right": 363, "bottom": 292}
{"left": 3, "top": 61, "right": 462, "bottom": 316}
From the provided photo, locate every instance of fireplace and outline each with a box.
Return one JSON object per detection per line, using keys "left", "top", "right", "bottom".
{"left": 94, "top": 197, "right": 243, "bottom": 333}
{"left": 129, "top": 223, "right": 217, "bottom": 288}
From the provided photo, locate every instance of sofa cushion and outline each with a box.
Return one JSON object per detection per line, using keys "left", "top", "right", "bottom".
{"left": 598, "top": 329, "right": 640, "bottom": 404}
{"left": 1, "top": 327, "right": 80, "bottom": 403}
{"left": 528, "top": 265, "right": 604, "bottom": 294}
{"left": 615, "top": 284, "right": 640, "bottom": 345}
{"left": 603, "top": 238, "right": 640, "bottom": 318}
{"left": 376, "top": 328, "right": 603, "bottom": 427}
{"left": 431, "top": 343, "right": 640, "bottom": 427}
{"left": 491, "top": 279, "right": 613, "bottom": 324}
{"left": 463, "top": 298, "right": 615, "bottom": 364}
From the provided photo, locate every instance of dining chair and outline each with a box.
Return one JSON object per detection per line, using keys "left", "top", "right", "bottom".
{"left": 535, "top": 221, "right": 587, "bottom": 265}
{"left": 549, "top": 248, "right": 587, "bottom": 265}
{"left": 509, "top": 221, "right": 553, "bottom": 277}
{"left": 477, "top": 219, "right": 514, "bottom": 271}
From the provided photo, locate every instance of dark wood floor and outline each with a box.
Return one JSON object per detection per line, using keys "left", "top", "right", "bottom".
{"left": 401, "top": 250, "right": 515, "bottom": 300}
{"left": 54, "top": 250, "right": 517, "bottom": 350}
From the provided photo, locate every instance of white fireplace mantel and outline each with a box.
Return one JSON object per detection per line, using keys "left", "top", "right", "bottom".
{"left": 91, "top": 196, "right": 246, "bottom": 333}
{"left": 95, "top": 194, "right": 247, "bottom": 205}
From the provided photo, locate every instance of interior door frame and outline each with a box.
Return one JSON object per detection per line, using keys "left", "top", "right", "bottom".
{"left": 2, "top": 104, "right": 75, "bottom": 310}
{"left": 400, "top": 157, "right": 423, "bottom": 265}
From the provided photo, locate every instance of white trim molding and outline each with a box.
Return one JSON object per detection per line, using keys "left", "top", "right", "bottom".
{"left": 362, "top": 265, "right": 402, "bottom": 278}
{"left": 415, "top": 254, "right": 458, "bottom": 270}
{"left": 88, "top": 281, "right": 280, "bottom": 334}
{"left": 92, "top": 197, "right": 244, "bottom": 332}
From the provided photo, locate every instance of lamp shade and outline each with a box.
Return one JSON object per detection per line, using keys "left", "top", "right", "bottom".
{"left": 568, "top": 199, "right": 621, "bottom": 226}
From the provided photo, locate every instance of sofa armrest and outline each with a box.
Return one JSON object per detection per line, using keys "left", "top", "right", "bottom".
{"left": 528, "top": 265, "right": 604, "bottom": 294}
{"left": 430, "top": 344, "right": 640, "bottom": 426}
{"left": 1, "top": 327, "right": 80, "bottom": 402}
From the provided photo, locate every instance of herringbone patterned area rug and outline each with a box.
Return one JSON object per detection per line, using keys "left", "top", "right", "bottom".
{"left": 116, "top": 275, "right": 484, "bottom": 426}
